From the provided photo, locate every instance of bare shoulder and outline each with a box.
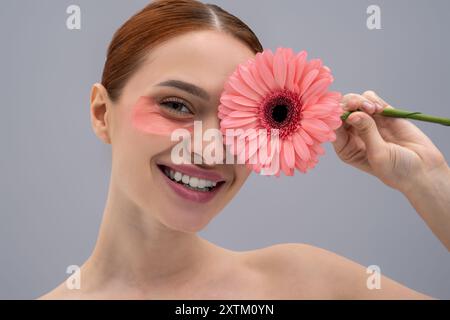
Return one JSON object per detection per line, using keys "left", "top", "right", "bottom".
{"left": 37, "top": 287, "right": 65, "bottom": 300}
{"left": 37, "top": 286, "right": 70, "bottom": 300}
{"left": 37, "top": 281, "right": 86, "bottom": 300}
{"left": 242, "top": 243, "right": 433, "bottom": 299}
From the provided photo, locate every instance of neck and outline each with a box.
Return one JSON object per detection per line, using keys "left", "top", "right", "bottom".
{"left": 83, "top": 181, "right": 213, "bottom": 290}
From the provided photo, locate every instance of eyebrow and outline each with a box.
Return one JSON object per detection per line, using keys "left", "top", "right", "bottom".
{"left": 155, "top": 79, "right": 210, "bottom": 101}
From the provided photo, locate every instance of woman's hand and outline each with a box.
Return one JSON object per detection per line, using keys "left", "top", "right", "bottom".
{"left": 332, "top": 90, "right": 448, "bottom": 195}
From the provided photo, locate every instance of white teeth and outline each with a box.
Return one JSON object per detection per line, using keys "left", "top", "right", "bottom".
{"left": 189, "top": 177, "right": 199, "bottom": 188}
{"left": 181, "top": 174, "right": 190, "bottom": 184}
{"left": 162, "top": 166, "right": 219, "bottom": 190}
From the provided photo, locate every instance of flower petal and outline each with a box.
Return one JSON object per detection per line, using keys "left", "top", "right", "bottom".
{"left": 221, "top": 95, "right": 259, "bottom": 111}
{"left": 228, "top": 95, "right": 260, "bottom": 108}
{"left": 301, "top": 78, "right": 332, "bottom": 104}
{"left": 319, "top": 91, "right": 342, "bottom": 104}
{"left": 221, "top": 116, "right": 258, "bottom": 128}
{"left": 303, "top": 102, "right": 335, "bottom": 112}
{"left": 292, "top": 132, "right": 311, "bottom": 161}
{"left": 294, "top": 51, "right": 307, "bottom": 85}
{"left": 304, "top": 59, "right": 323, "bottom": 75}
{"left": 298, "top": 127, "right": 314, "bottom": 145}
{"left": 295, "top": 153, "right": 309, "bottom": 173}
{"left": 284, "top": 52, "right": 298, "bottom": 92}
{"left": 228, "top": 74, "right": 262, "bottom": 102}
{"left": 218, "top": 104, "right": 235, "bottom": 118}
{"left": 249, "top": 60, "right": 271, "bottom": 94}
{"left": 320, "top": 116, "right": 342, "bottom": 130}
{"left": 255, "top": 51, "right": 278, "bottom": 91}
{"left": 280, "top": 143, "right": 294, "bottom": 176}
{"left": 299, "top": 69, "right": 319, "bottom": 96}
{"left": 312, "top": 143, "right": 326, "bottom": 155}
{"left": 283, "top": 139, "right": 295, "bottom": 168}
{"left": 273, "top": 48, "right": 287, "bottom": 89}
{"left": 238, "top": 64, "right": 267, "bottom": 97}
{"left": 301, "top": 118, "right": 330, "bottom": 133}
{"left": 229, "top": 110, "right": 257, "bottom": 118}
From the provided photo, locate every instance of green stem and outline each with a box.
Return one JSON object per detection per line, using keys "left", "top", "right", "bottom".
{"left": 340, "top": 107, "right": 450, "bottom": 126}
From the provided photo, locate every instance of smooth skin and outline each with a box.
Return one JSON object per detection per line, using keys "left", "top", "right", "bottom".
{"left": 40, "top": 30, "right": 449, "bottom": 300}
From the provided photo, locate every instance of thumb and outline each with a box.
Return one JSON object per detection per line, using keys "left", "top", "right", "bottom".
{"left": 347, "top": 112, "right": 386, "bottom": 156}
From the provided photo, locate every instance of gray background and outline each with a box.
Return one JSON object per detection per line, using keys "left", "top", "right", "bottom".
{"left": 1, "top": 0, "right": 449, "bottom": 299}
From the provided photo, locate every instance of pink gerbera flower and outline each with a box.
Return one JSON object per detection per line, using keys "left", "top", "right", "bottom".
{"left": 218, "top": 47, "right": 344, "bottom": 176}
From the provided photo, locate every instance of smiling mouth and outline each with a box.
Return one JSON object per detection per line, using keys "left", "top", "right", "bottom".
{"left": 157, "top": 164, "right": 225, "bottom": 193}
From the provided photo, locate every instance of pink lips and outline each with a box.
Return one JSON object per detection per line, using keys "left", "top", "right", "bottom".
{"left": 158, "top": 164, "right": 225, "bottom": 203}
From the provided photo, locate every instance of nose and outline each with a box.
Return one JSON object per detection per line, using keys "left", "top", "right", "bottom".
{"left": 188, "top": 115, "right": 226, "bottom": 166}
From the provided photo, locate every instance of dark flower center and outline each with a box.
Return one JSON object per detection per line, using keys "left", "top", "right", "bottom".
{"left": 259, "top": 89, "right": 303, "bottom": 139}
{"left": 271, "top": 104, "right": 289, "bottom": 124}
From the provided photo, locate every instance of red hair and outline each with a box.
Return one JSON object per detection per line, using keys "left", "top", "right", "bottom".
{"left": 101, "top": 0, "right": 263, "bottom": 102}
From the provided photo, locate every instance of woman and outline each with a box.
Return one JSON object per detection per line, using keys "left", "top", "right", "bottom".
{"left": 40, "top": 0, "right": 450, "bottom": 299}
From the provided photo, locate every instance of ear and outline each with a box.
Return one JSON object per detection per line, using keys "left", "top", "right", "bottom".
{"left": 90, "top": 83, "right": 112, "bottom": 144}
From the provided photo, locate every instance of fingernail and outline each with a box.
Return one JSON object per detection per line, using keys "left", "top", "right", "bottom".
{"left": 362, "top": 101, "right": 375, "bottom": 112}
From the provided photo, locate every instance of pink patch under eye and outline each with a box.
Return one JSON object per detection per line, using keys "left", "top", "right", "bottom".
{"left": 131, "top": 96, "right": 194, "bottom": 136}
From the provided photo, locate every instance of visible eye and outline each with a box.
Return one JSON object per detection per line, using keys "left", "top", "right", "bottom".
{"left": 159, "top": 97, "right": 194, "bottom": 117}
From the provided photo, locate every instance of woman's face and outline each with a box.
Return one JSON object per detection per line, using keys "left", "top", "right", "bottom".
{"left": 100, "top": 30, "right": 255, "bottom": 232}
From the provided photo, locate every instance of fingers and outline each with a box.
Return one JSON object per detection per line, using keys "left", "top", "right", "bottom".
{"left": 341, "top": 93, "right": 379, "bottom": 115}
{"left": 332, "top": 124, "right": 349, "bottom": 154}
{"left": 334, "top": 92, "right": 376, "bottom": 153}
{"left": 346, "top": 111, "right": 387, "bottom": 158}
{"left": 340, "top": 92, "right": 387, "bottom": 158}
{"left": 362, "top": 90, "right": 394, "bottom": 113}
{"left": 361, "top": 90, "right": 432, "bottom": 146}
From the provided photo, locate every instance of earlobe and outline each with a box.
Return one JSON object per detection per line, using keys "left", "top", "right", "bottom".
{"left": 90, "top": 83, "right": 112, "bottom": 144}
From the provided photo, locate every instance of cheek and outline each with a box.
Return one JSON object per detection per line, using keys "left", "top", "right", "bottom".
{"left": 234, "top": 165, "right": 252, "bottom": 182}
{"left": 131, "top": 96, "right": 193, "bottom": 136}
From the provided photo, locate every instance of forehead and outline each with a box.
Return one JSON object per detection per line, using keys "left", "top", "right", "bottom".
{"left": 139, "top": 30, "right": 256, "bottom": 95}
